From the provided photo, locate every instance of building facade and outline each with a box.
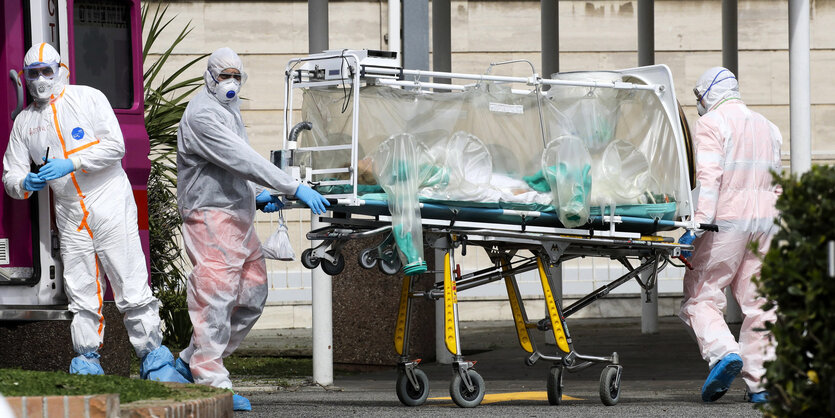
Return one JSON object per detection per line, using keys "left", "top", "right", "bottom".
{"left": 145, "top": 0, "right": 835, "bottom": 326}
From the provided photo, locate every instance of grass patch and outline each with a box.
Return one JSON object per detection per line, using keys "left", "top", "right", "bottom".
{"left": 223, "top": 356, "right": 312, "bottom": 378}
{"left": 0, "top": 369, "right": 223, "bottom": 404}
{"left": 128, "top": 354, "right": 314, "bottom": 382}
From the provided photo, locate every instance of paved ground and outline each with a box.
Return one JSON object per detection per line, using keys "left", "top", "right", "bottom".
{"left": 234, "top": 317, "right": 763, "bottom": 417}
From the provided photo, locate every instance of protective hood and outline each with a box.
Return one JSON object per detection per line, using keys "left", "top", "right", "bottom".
{"left": 203, "top": 47, "right": 247, "bottom": 105}
{"left": 694, "top": 67, "right": 740, "bottom": 115}
{"left": 23, "top": 43, "right": 69, "bottom": 104}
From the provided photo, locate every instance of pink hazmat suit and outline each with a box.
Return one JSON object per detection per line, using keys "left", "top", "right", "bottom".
{"left": 679, "top": 67, "right": 782, "bottom": 394}
{"left": 176, "top": 48, "right": 300, "bottom": 389}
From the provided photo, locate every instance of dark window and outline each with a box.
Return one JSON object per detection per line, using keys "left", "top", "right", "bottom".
{"left": 73, "top": 0, "right": 132, "bottom": 109}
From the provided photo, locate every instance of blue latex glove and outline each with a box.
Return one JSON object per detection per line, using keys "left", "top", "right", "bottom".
{"left": 39, "top": 157, "right": 75, "bottom": 181}
{"left": 256, "top": 189, "right": 273, "bottom": 204}
{"left": 678, "top": 231, "right": 697, "bottom": 259}
{"left": 294, "top": 184, "right": 330, "bottom": 215}
{"left": 256, "top": 189, "right": 284, "bottom": 213}
{"left": 23, "top": 172, "right": 47, "bottom": 191}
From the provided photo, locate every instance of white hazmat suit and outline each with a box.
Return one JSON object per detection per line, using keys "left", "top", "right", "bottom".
{"left": 679, "top": 67, "right": 781, "bottom": 398}
{"left": 2, "top": 43, "right": 184, "bottom": 381}
{"left": 176, "top": 47, "right": 304, "bottom": 390}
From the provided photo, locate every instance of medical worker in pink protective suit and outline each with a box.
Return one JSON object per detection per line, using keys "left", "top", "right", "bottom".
{"left": 677, "top": 67, "right": 782, "bottom": 404}
{"left": 175, "top": 47, "right": 329, "bottom": 411}
{"left": 2, "top": 43, "right": 188, "bottom": 383}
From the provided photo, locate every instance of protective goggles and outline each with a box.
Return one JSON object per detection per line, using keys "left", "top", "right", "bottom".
{"left": 23, "top": 62, "right": 59, "bottom": 81}
{"left": 214, "top": 70, "right": 248, "bottom": 85}
{"left": 693, "top": 69, "right": 736, "bottom": 104}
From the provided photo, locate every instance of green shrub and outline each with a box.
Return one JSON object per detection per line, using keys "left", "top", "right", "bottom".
{"left": 142, "top": 3, "right": 207, "bottom": 348}
{"left": 758, "top": 164, "right": 835, "bottom": 416}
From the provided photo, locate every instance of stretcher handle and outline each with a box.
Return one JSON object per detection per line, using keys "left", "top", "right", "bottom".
{"left": 676, "top": 255, "right": 694, "bottom": 270}
{"left": 699, "top": 223, "right": 719, "bottom": 232}
{"left": 258, "top": 197, "right": 339, "bottom": 209}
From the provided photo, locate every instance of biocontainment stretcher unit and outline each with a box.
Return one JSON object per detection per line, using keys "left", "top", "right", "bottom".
{"left": 273, "top": 49, "right": 715, "bottom": 408}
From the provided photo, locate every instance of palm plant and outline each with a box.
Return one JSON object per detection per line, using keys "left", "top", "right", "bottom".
{"left": 142, "top": 3, "right": 207, "bottom": 348}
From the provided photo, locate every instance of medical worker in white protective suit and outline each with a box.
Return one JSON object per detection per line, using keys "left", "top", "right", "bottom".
{"left": 1, "top": 43, "right": 188, "bottom": 383}
{"left": 677, "top": 67, "right": 781, "bottom": 404}
{"left": 174, "top": 47, "right": 329, "bottom": 411}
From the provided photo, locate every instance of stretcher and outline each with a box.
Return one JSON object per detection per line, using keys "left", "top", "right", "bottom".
{"left": 276, "top": 50, "right": 715, "bottom": 407}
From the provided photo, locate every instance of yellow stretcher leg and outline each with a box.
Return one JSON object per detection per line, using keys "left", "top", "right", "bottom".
{"left": 443, "top": 251, "right": 459, "bottom": 355}
{"left": 537, "top": 257, "right": 571, "bottom": 354}
{"left": 502, "top": 259, "right": 534, "bottom": 353}
{"left": 394, "top": 276, "right": 411, "bottom": 356}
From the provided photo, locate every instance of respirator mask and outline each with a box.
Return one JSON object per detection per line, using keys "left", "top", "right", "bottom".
{"left": 206, "top": 69, "right": 246, "bottom": 104}
{"left": 24, "top": 62, "right": 60, "bottom": 103}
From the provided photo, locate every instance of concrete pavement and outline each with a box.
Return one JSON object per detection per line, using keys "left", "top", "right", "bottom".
{"left": 234, "top": 317, "right": 763, "bottom": 417}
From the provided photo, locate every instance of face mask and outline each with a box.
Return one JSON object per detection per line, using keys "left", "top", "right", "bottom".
{"left": 695, "top": 69, "right": 736, "bottom": 116}
{"left": 213, "top": 79, "right": 240, "bottom": 104}
{"left": 27, "top": 76, "right": 56, "bottom": 103}
{"left": 697, "top": 100, "right": 707, "bottom": 116}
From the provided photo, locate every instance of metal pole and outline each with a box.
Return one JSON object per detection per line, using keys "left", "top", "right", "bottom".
{"left": 432, "top": 0, "right": 451, "bottom": 86}
{"left": 640, "top": 268, "right": 658, "bottom": 334}
{"left": 724, "top": 287, "right": 742, "bottom": 324}
{"left": 789, "top": 0, "right": 812, "bottom": 175}
{"left": 637, "top": 0, "right": 654, "bottom": 66}
{"left": 308, "top": 0, "right": 329, "bottom": 54}
{"left": 638, "top": 0, "right": 657, "bottom": 333}
{"left": 308, "top": 0, "right": 332, "bottom": 387}
{"left": 402, "top": 0, "right": 429, "bottom": 71}
{"left": 541, "top": 0, "right": 559, "bottom": 79}
{"left": 828, "top": 241, "right": 834, "bottom": 278}
{"left": 722, "top": 0, "right": 738, "bottom": 77}
{"left": 388, "top": 0, "right": 401, "bottom": 65}
{"left": 310, "top": 215, "right": 332, "bottom": 387}
{"left": 722, "top": 0, "right": 743, "bottom": 326}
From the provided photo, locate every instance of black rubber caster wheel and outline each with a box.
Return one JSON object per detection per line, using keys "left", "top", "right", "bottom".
{"left": 320, "top": 251, "right": 345, "bottom": 275}
{"left": 599, "top": 366, "right": 620, "bottom": 406}
{"left": 395, "top": 369, "right": 430, "bottom": 406}
{"left": 449, "top": 370, "right": 485, "bottom": 408}
{"left": 358, "top": 248, "right": 378, "bottom": 269}
{"left": 300, "top": 248, "right": 320, "bottom": 269}
{"left": 547, "top": 365, "right": 564, "bottom": 405}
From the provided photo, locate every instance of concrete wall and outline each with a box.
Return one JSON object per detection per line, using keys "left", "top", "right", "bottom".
{"left": 145, "top": 0, "right": 835, "bottom": 163}
{"left": 144, "top": 0, "right": 835, "bottom": 326}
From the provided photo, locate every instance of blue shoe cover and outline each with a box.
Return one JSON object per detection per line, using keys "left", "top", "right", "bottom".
{"left": 747, "top": 391, "right": 768, "bottom": 403}
{"left": 174, "top": 357, "right": 194, "bottom": 383}
{"left": 701, "top": 353, "right": 743, "bottom": 402}
{"left": 233, "top": 394, "right": 252, "bottom": 411}
{"left": 69, "top": 352, "right": 104, "bottom": 375}
{"left": 140, "top": 346, "right": 190, "bottom": 383}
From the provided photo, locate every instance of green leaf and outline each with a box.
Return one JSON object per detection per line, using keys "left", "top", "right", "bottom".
{"left": 142, "top": 2, "right": 205, "bottom": 349}
{"left": 759, "top": 165, "right": 835, "bottom": 416}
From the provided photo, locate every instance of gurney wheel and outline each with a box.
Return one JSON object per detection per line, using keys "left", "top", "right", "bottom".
{"left": 358, "top": 249, "right": 378, "bottom": 269}
{"left": 599, "top": 366, "right": 620, "bottom": 406}
{"left": 301, "top": 249, "right": 319, "bottom": 269}
{"left": 395, "top": 369, "right": 429, "bottom": 406}
{"left": 379, "top": 254, "right": 402, "bottom": 275}
{"left": 321, "top": 252, "right": 345, "bottom": 276}
{"left": 547, "top": 365, "right": 564, "bottom": 405}
{"left": 449, "top": 369, "right": 485, "bottom": 408}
